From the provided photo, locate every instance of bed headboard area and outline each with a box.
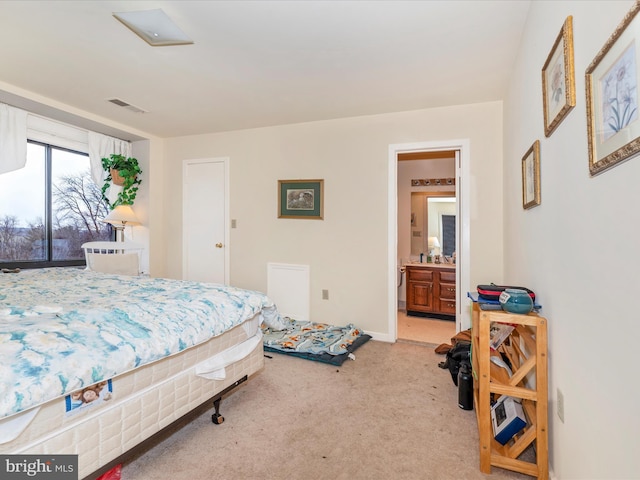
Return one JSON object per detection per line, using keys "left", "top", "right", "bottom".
{"left": 82, "top": 241, "right": 143, "bottom": 275}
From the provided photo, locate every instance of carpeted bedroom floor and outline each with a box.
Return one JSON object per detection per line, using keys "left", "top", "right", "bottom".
{"left": 122, "top": 340, "right": 532, "bottom": 480}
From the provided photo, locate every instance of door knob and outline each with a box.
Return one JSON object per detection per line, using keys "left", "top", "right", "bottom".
{"left": 215, "top": 243, "right": 223, "bottom": 248}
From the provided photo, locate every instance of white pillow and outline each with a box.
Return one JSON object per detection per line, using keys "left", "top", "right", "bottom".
{"left": 88, "top": 253, "right": 139, "bottom": 276}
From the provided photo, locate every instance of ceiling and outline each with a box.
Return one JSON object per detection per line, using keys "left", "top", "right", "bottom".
{"left": 0, "top": 1, "right": 531, "bottom": 140}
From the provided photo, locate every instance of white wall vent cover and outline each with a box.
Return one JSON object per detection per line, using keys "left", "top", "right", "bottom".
{"left": 267, "top": 263, "right": 310, "bottom": 321}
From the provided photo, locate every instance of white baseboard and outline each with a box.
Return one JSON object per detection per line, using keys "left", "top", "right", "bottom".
{"left": 365, "top": 330, "right": 394, "bottom": 343}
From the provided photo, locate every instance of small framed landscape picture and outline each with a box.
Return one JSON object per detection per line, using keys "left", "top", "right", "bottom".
{"left": 522, "top": 140, "right": 541, "bottom": 210}
{"left": 586, "top": 2, "right": 640, "bottom": 175}
{"left": 542, "top": 16, "right": 576, "bottom": 137}
{"left": 278, "top": 179, "right": 324, "bottom": 219}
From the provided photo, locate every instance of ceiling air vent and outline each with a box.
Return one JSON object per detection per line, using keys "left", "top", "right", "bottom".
{"left": 107, "top": 98, "right": 148, "bottom": 114}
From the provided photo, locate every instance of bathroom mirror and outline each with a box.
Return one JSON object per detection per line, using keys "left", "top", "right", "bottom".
{"left": 410, "top": 192, "right": 456, "bottom": 257}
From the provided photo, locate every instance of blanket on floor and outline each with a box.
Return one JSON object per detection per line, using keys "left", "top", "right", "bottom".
{"left": 261, "top": 318, "right": 371, "bottom": 366}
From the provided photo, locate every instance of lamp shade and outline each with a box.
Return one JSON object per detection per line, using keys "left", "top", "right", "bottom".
{"left": 103, "top": 205, "right": 140, "bottom": 226}
{"left": 428, "top": 236, "right": 441, "bottom": 249}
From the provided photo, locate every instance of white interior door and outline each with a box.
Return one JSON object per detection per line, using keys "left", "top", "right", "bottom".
{"left": 183, "top": 158, "right": 229, "bottom": 284}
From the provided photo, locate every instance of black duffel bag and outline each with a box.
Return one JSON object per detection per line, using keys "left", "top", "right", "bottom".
{"left": 438, "top": 341, "right": 471, "bottom": 386}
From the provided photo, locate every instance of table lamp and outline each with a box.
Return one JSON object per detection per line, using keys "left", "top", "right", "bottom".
{"left": 427, "top": 236, "right": 441, "bottom": 257}
{"left": 103, "top": 205, "right": 140, "bottom": 242}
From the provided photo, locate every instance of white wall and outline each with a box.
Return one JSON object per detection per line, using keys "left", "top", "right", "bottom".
{"left": 129, "top": 139, "right": 167, "bottom": 276}
{"left": 503, "top": 1, "right": 638, "bottom": 478}
{"left": 163, "top": 102, "right": 504, "bottom": 338}
{"left": 137, "top": 138, "right": 167, "bottom": 278}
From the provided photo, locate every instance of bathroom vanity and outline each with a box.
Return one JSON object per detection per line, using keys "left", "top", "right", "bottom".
{"left": 405, "top": 263, "right": 456, "bottom": 318}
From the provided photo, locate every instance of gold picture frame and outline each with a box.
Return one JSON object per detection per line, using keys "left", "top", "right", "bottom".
{"left": 277, "top": 179, "right": 324, "bottom": 219}
{"left": 542, "top": 16, "right": 576, "bottom": 137}
{"left": 586, "top": 2, "right": 640, "bottom": 176}
{"left": 522, "top": 140, "right": 541, "bottom": 210}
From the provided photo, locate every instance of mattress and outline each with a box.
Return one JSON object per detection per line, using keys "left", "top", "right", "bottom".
{"left": 0, "top": 267, "right": 287, "bottom": 479}
{"left": 0, "top": 267, "right": 285, "bottom": 419}
{"left": 0, "top": 314, "right": 265, "bottom": 479}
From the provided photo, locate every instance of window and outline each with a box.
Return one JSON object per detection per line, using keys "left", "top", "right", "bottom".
{"left": 0, "top": 141, "right": 112, "bottom": 268}
{"left": 441, "top": 214, "right": 456, "bottom": 257}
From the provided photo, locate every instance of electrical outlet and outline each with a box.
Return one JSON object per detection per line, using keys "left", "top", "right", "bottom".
{"left": 231, "top": 219, "right": 237, "bottom": 228}
{"left": 322, "top": 289, "right": 329, "bottom": 300}
{"left": 557, "top": 388, "right": 565, "bottom": 423}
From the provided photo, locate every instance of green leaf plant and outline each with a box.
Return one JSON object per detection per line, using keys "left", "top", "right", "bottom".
{"left": 101, "top": 154, "right": 142, "bottom": 209}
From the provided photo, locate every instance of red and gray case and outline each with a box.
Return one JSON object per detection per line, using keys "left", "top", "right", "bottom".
{"left": 477, "top": 284, "right": 536, "bottom": 302}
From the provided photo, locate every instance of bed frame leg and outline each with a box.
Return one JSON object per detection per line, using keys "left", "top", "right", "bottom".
{"left": 211, "top": 397, "right": 224, "bottom": 424}
{"left": 211, "top": 375, "right": 248, "bottom": 425}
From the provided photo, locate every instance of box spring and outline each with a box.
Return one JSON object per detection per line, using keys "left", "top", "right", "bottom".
{"left": 0, "top": 315, "right": 265, "bottom": 479}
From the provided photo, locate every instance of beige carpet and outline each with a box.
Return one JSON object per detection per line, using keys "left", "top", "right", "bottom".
{"left": 122, "top": 341, "right": 531, "bottom": 480}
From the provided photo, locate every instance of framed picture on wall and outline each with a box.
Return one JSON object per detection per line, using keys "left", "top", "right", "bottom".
{"left": 586, "top": 2, "right": 640, "bottom": 176}
{"left": 522, "top": 140, "right": 541, "bottom": 210}
{"left": 542, "top": 15, "right": 576, "bottom": 137}
{"left": 278, "top": 179, "right": 324, "bottom": 219}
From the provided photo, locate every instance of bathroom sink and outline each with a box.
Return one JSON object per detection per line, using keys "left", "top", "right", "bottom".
{"left": 407, "top": 261, "right": 454, "bottom": 266}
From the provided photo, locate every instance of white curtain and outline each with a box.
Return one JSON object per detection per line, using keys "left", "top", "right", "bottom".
{"left": 88, "top": 131, "right": 131, "bottom": 206}
{"left": 0, "top": 103, "right": 28, "bottom": 175}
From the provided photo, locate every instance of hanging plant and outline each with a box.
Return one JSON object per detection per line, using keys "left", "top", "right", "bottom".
{"left": 101, "top": 154, "right": 142, "bottom": 208}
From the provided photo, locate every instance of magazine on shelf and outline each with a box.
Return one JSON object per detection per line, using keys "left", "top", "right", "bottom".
{"left": 489, "top": 322, "right": 515, "bottom": 350}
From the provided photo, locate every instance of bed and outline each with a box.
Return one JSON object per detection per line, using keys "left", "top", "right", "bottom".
{"left": 0, "top": 267, "right": 285, "bottom": 479}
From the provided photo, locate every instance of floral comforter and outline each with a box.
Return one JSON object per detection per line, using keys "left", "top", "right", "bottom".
{"left": 262, "top": 317, "right": 364, "bottom": 355}
{"left": 0, "top": 268, "right": 283, "bottom": 419}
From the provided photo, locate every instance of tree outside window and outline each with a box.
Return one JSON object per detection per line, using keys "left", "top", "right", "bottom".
{"left": 0, "top": 141, "right": 112, "bottom": 267}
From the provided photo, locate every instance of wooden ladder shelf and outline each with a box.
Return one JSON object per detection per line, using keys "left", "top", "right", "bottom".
{"left": 471, "top": 303, "right": 548, "bottom": 478}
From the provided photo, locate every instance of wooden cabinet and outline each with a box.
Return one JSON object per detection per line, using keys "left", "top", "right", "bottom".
{"left": 471, "top": 303, "right": 548, "bottom": 478}
{"left": 438, "top": 269, "right": 456, "bottom": 315}
{"left": 405, "top": 264, "right": 456, "bottom": 317}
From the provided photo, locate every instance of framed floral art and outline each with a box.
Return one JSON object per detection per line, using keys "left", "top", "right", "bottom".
{"left": 522, "top": 140, "right": 541, "bottom": 210}
{"left": 586, "top": 2, "right": 640, "bottom": 175}
{"left": 542, "top": 16, "right": 576, "bottom": 137}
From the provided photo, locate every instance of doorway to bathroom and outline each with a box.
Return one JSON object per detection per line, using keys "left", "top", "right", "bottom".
{"left": 394, "top": 148, "right": 461, "bottom": 345}
{"left": 397, "top": 150, "right": 457, "bottom": 345}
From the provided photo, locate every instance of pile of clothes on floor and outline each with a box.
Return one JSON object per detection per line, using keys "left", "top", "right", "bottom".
{"left": 435, "top": 329, "right": 472, "bottom": 386}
